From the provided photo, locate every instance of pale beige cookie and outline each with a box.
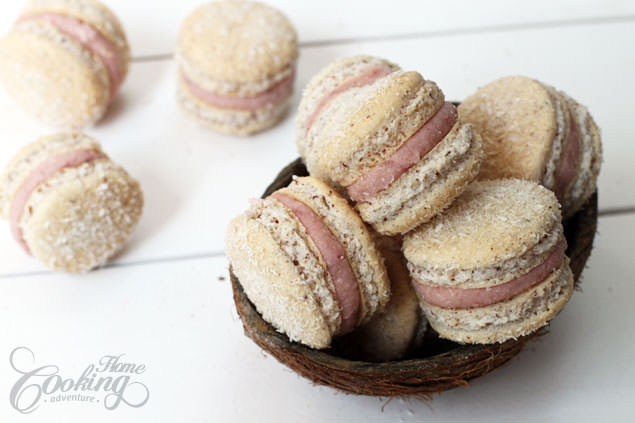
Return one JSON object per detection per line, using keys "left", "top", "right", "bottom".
{"left": 0, "top": 0, "right": 130, "bottom": 127}
{"left": 458, "top": 75, "right": 602, "bottom": 218}
{"left": 404, "top": 179, "right": 573, "bottom": 344}
{"left": 0, "top": 132, "right": 143, "bottom": 273}
{"left": 306, "top": 70, "right": 482, "bottom": 235}
{"left": 296, "top": 55, "right": 399, "bottom": 161}
{"left": 177, "top": 1, "right": 298, "bottom": 135}
{"left": 226, "top": 176, "right": 390, "bottom": 349}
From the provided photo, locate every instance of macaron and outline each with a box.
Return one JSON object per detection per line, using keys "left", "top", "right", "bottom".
{"left": 305, "top": 70, "right": 483, "bottom": 235}
{"left": 336, "top": 235, "right": 425, "bottom": 362}
{"left": 0, "top": 0, "right": 131, "bottom": 127}
{"left": 226, "top": 176, "right": 390, "bottom": 349}
{"left": 296, "top": 55, "right": 400, "bottom": 162}
{"left": 0, "top": 132, "right": 143, "bottom": 273}
{"left": 403, "top": 179, "right": 574, "bottom": 344}
{"left": 177, "top": 1, "right": 298, "bottom": 135}
{"left": 458, "top": 75, "right": 602, "bottom": 218}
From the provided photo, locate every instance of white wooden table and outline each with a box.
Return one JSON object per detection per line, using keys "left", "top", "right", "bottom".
{"left": 0, "top": 1, "right": 634, "bottom": 421}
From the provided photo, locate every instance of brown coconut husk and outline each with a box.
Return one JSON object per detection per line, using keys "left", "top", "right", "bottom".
{"left": 230, "top": 158, "right": 598, "bottom": 397}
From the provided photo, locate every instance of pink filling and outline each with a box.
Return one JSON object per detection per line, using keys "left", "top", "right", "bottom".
{"left": 554, "top": 106, "right": 581, "bottom": 202}
{"left": 19, "top": 13, "right": 124, "bottom": 99}
{"left": 348, "top": 102, "right": 458, "bottom": 202}
{"left": 182, "top": 71, "right": 295, "bottom": 111}
{"left": 9, "top": 149, "right": 105, "bottom": 254}
{"left": 305, "top": 66, "right": 394, "bottom": 135}
{"left": 271, "top": 193, "right": 360, "bottom": 335}
{"left": 412, "top": 236, "right": 567, "bottom": 309}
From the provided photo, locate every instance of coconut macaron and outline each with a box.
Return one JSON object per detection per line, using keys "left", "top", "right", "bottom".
{"left": 226, "top": 176, "right": 390, "bottom": 349}
{"left": 337, "top": 235, "right": 425, "bottom": 362}
{"left": 458, "top": 75, "right": 602, "bottom": 218}
{"left": 0, "top": 132, "right": 143, "bottom": 273}
{"left": 403, "top": 179, "right": 574, "bottom": 344}
{"left": 0, "top": 0, "right": 131, "bottom": 127}
{"left": 305, "top": 70, "right": 483, "bottom": 235}
{"left": 296, "top": 55, "right": 400, "bottom": 161}
{"left": 177, "top": 1, "right": 298, "bottom": 135}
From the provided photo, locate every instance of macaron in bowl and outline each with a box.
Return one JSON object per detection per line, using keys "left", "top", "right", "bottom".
{"left": 296, "top": 55, "right": 400, "bottom": 161}
{"left": 305, "top": 70, "right": 483, "bottom": 235}
{"left": 177, "top": 1, "right": 298, "bottom": 135}
{"left": 0, "top": 132, "right": 143, "bottom": 273}
{"left": 404, "top": 179, "right": 574, "bottom": 344}
{"left": 0, "top": 0, "right": 131, "bottom": 127}
{"left": 458, "top": 75, "right": 602, "bottom": 218}
{"left": 226, "top": 176, "right": 390, "bottom": 349}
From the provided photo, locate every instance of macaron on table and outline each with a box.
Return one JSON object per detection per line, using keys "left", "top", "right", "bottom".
{"left": 1, "top": 1, "right": 635, "bottom": 422}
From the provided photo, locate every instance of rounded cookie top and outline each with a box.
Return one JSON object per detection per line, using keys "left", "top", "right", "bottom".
{"left": 21, "top": 0, "right": 131, "bottom": 76}
{"left": 178, "top": 1, "right": 297, "bottom": 88}
{"left": 458, "top": 75, "right": 558, "bottom": 182}
{"left": 403, "top": 179, "right": 561, "bottom": 270}
{"left": 312, "top": 70, "right": 444, "bottom": 187}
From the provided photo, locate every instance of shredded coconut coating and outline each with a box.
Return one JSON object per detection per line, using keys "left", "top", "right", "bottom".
{"left": 279, "top": 176, "right": 390, "bottom": 325}
{"left": 296, "top": 55, "right": 399, "bottom": 159}
{"left": 20, "top": 159, "right": 143, "bottom": 273}
{"left": 310, "top": 71, "right": 444, "bottom": 187}
{"left": 226, "top": 214, "right": 332, "bottom": 349}
{"left": 0, "top": 132, "right": 101, "bottom": 218}
{"left": 403, "top": 179, "right": 561, "bottom": 274}
{"left": 540, "top": 83, "right": 569, "bottom": 190}
{"left": 177, "top": 1, "right": 298, "bottom": 96}
{"left": 178, "top": 80, "right": 291, "bottom": 135}
{"left": 357, "top": 123, "right": 482, "bottom": 235}
{"left": 251, "top": 196, "right": 342, "bottom": 335}
{"left": 422, "top": 260, "right": 573, "bottom": 344}
{"left": 22, "top": 0, "right": 131, "bottom": 79}
{"left": 0, "top": 21, "right": 110, "bottom": 127}
{"left": 458, "top": 75, "right": 558, "bottom": 182}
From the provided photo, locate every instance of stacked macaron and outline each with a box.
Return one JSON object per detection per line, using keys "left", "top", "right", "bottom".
{"left": 299, "top": 66, "right": 483, "bottom": 235}
{"left": 0, "top": 132, "right": 143, "bottom": 273}
{"left": 296, "top": 55, "right": 400, "bottom": 163}
{"left": 459, "top": 75, "right": 602, "bottom": 218}
{"left": 403, "top": 179, "right": 573, "bottom": 344}
{"left": 177, "top": 1, "right": 298, "bottom": 135}
{"left": 226, "top": 176, "right": 390, "bottom": 349}
{"left": 0, "top": 0, "right": 130, "bottom": 127}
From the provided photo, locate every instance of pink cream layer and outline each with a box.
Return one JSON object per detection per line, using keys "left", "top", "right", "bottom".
{"left": 554, "top": 106, "right": 581, "bottom": 202}
{"left": 271, "top": 192, "right": 360, "bottom": 335}
{"left": 182, "top": 71, "right": 295, "bottom": 111}
{"left": 304, "top": 66, "right": 394, "bottom": 135}
{"left": 412, "top": 236, "right": 567, "bottom": 309}
{"left": 9, "top": 149, "right": 105, "bottom": 254}
{"left": 347, "top": 102, "right": 458, "bottom": 202}
{"left": 19, "top": 13, "right": 124, "bottom": 99}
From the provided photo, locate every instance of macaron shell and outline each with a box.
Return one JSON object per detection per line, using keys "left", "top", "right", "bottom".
{"left": 0, "top": 132, "right": 101, "bottom": 218}
{"left": 356, "top": 123, "right": 482, "bottom": 235}
{"left": 22, "top": 0, "right": 131, "bottom": 79}
{"left": 178, "top": 80, "right": 291, "bottom": 135}
{"left": 21, "top": 159, "right": 143, "bottom": 273}
{"left": 278, "top": 176, "right": 391, "bottom": 325}
{"left": 226, "top": 214, "right": 333, "bottom": 349}
{"left": 403, "top": 179, "right": 561, "bottom": 271}
{"left": 296, "top": 55, "right": 399, "bottom": 158}
{"left": 313, "top": 71, "right": 444, "bottom": 187}
{"left": 0, "top": 24, "right": 109, "bottom": 127}
{"left": 458, "top": 75, "right": 558, "bottom": 182}
{"left": 178, "top": 1, "right": 297, "bottom": 95}
{"left": 421, "top": 260, "right": 574, "bottom": 344}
